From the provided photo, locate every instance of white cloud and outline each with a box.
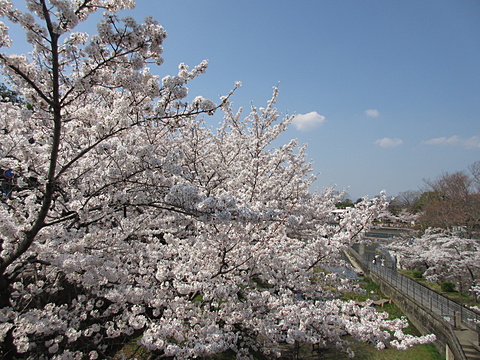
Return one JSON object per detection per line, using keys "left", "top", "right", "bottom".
{"left": 365, "top": 109, "right": 380, "bottom": 118}
{"left": 423, "top": 135, "right": 480, "bottom": 148}
{"left": 464, "top": 136, "right": 480, "bottom": 148}
{"left": 375, "top": 137, "right": 403, "bottom": 148}
{"left": 292, "top": 111, "right": 326, "bottom": 131}
{"left": 423, "top": 136, "right": 460, "bottom": 146}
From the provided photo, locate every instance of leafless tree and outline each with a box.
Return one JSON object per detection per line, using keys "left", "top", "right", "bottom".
{"left": 419, "top": 171, "right": 480, "bottom": 236}
{"left": 396, "top": 190, "right": 421, "bottom": 212}
{"left": 469, "top": 160, "right": 480, "bottom": 190}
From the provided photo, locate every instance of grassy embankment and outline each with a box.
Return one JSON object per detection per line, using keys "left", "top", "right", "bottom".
{"left": 399, "top": 269, "right": 480, "bottom": 309}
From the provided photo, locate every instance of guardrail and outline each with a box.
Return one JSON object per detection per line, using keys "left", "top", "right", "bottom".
{"left": 346, "top": 247, "right": 472, "bottom": 360}
{"left": 356, "top": 249, "right": 480, "bottom": 332}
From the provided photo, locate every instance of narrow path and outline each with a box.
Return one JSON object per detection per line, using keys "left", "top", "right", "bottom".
{"left": 455, "top": 327, "right": 480, "bottom": 360}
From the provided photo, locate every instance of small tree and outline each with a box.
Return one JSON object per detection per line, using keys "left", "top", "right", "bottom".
{"left": 0, "top": 1, "right": 435, "bottom": 358}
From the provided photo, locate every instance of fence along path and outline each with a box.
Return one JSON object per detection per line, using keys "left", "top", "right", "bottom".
{"left": 357, "top": 248, "right": 480, "bottom": 332}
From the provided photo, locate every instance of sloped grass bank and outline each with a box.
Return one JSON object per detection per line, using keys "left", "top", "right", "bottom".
{"left": 311, "top": 341, "right": 442, "bottom": 360}
{"left": 399, "top": 270, "right": 480, "bottom": 309}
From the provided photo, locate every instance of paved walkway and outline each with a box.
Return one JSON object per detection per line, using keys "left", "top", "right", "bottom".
{"left": 455, "top": 326, "right": 480, "bottom": 360}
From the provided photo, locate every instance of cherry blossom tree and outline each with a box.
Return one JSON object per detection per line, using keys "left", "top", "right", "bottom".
{"left": 389, "top": 229, "right": 480, "bottom": 295}
{"left": 0, "top": 1, "right": 435, "bottom": 358}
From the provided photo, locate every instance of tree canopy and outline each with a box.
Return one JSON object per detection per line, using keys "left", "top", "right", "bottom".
{"left": 0, "top": 1, "right": 434, "bottom": 358}
{"left": 416, "top": 171, "right": 480, "bottom": 236}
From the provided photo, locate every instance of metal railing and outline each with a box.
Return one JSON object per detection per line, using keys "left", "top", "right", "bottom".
{"left": 362, "top": 252, "right": 480, "bottom": 332}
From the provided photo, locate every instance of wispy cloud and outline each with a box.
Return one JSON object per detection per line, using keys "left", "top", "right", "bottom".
{"left": 292, "top": 111, "right": 326, "bottom": 131}
{"left": 423, "top": 135, "right": 480, "bottom": 149}
{"left": 365, "top": 109, "right": 380, "bottom": 118}
{"left": 375, "top": 137, "right": 403, "bottom": 148}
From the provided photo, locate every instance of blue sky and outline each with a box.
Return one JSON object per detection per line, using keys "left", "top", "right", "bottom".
{"left": 8, "top": 1, "right": 480, "bottom": 199}
{"left": 129, "top": 0, "right": 480, "bottom": 199}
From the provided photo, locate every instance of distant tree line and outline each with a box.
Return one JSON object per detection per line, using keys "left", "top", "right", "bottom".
{"left": 335, "top": 198, "right": 362, "bottom": 209}
{"left": 388, "top": 162, "right": 480, "bottom": 237}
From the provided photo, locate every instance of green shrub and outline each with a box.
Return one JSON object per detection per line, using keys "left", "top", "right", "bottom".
{"left": 440, "top": 281, "right": 456, "bottom": 292}
{"left": 412, "top": 270, "right": 423, "bottom": 279}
